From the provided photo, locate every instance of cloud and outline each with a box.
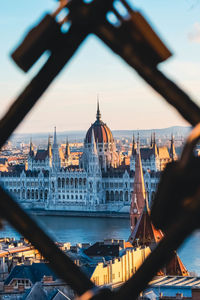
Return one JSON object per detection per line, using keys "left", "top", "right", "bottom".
{"left": 188, "top": 22, "right": 200, "bottom": 43}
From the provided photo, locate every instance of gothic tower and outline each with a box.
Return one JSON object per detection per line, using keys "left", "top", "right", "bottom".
{"left": 129, "top": 141, "right": 189, "bottom": 276}
{"left": 170, "top": 134, "right": 177, "bottom": 161}
{"left": 52, "top": 127, "right": 60, "bottom": 171}
{"left": 28, "top": 138, "right": 34, "bottom": 170}
{"left": 130, "top": 137, "right": 146, "bottom": 232}
{"left": 65, "top": 138, "right": 71, "bottom": 160}
{"left": 87, "top": 129, "right": 102, "bottom": 205}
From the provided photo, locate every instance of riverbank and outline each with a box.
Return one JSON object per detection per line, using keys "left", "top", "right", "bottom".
{"left": 29, "top": 209, "right": 130, "bottom": 218}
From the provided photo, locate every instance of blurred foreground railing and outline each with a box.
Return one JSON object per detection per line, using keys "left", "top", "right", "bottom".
{"left": 1, "top": 0, "right": 200, "bottom": 299}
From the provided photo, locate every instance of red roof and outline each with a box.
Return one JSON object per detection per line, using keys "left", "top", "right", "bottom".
{"left": 85, "top": 120, "right": 113, "bottom": 144}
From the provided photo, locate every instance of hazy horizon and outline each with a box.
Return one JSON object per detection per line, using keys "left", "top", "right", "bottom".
{"left": 11, "top": 124, "right": 190, "bottom": 136}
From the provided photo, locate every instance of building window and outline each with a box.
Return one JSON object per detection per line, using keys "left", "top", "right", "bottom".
{"left": 58, "top": 178, "right": 61, "bottom": 188}
{"left": 75, "top": 178, "right": 78, "bottom": 188}
{"left": 62, "top": 178, "right": 65, "bottom": 188}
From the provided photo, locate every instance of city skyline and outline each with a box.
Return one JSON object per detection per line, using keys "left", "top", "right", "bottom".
{"left": 1, "top": 1, "right": 200, "bottom": 133}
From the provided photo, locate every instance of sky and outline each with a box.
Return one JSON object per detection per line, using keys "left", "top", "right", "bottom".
{"left": 0, "top": 0, "right": 200, "bottom": 134}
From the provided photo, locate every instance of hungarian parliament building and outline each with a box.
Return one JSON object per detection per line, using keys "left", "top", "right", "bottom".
{"left": 0, "top": 104, "right": 177, "bottom": 214}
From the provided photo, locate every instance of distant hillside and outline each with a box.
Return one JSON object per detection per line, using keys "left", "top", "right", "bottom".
{"left": 113, "top": 126, "right": 191, "bottom": 139}
{"left": 11, "top": 126, "right": 191, "bottom": 145}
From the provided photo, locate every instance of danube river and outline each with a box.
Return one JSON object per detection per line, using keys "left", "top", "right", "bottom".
{"left": 1, "top": 215, "right": 200, "bottom": 275}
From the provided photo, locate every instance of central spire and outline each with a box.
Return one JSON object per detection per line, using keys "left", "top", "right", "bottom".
{"left": 53, "top": 127, "right": 57, "bottom": 146}
{"left": 96, "top": 97, "right": 101, "bottom": 121}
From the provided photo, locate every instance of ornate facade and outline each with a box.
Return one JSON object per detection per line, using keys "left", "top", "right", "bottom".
{"left": 0, "top": 104, "right": 177, "bottom": 213}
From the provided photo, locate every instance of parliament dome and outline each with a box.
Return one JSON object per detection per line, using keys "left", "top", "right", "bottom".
{"left": 85, "top": 102, "right": 114, "bottom": 144}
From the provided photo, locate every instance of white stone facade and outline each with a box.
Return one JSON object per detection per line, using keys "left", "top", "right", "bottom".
{"left": 0, "top": 111, "right": 163, "bottom": 213}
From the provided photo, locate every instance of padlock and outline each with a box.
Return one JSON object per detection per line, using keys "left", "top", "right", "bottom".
{"left": 126, "top": 11, "right": 172, "bottom": 65}
{"left": 111, "top": 0, "right": 172, "bottom": 66}
{"left": 11, "top": 1, "right": 68, "bottom": 72}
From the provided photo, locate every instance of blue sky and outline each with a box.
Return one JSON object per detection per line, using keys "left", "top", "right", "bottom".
{"left": 0, "top": 0, "right": 200, "bottom": 133}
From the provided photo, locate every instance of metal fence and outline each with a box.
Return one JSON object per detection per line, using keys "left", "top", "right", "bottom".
{"left": 1, "top": 1, "right": 200, "bottom": 299}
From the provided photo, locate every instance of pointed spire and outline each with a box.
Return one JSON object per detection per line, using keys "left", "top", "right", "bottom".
{"left": 131, "top": 133, "right": 137, "bottom": 156}
{"left": 170, "top": 134, "right": 177, "bottom": 161}
{"left": 65, "top": 137, "right": 71, "bottom": 159}
{"left": 96, "top": 97, "right": 101, "bottom": 122}
{"left": 130, "top": 138, "right": 146, "bottom": 232}
{"left": 91, "top": 129, "right": 98, "bottom": 155}
{"left": 136, "top": 133, "right": 140, "bottom": 153}
{"left": 152, "top": 132, "right": 158, "bottom": 156}
{"left": 53, "top": 127, "right": 57, "bottom": 146}
{"left": 29, "top": 138, "right": 34, "bottom": 157}
{"left": 133, "top": 137, "right": 146, "bottom": 207}
{"left": 52, "top": 127, "right": 60, "bottom": 170}
{"left": 150, "top": 133, "right": 153, "bottom": 147}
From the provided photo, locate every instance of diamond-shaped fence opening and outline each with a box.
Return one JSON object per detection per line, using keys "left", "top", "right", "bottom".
{"left": 1, "top": 1, "right": 200, "bottom": 299}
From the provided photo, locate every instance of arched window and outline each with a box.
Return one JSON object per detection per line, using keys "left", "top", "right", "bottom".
{"left": 83, "top": 178, "right": 86, "bottom": 186}
{"left": 58, "top": 178, "right": 61, "bottom": 188}
{"left": 27, "top": 190, "right": 30, "bottom": 199}
{"left": 70, "top": 178, "right": 73, "bottom": 185}
{"left": 31, "top": 189, "right": 34, "bottom": 199}
{"left": 99, "top": 156, "right": 103, "bottom": 168}
{"left": 75, "top": 178, "right": 78, "bottom": 188}
{"left": 36, "top": 190, "right": 38, "bottom": 200}
{"left": 115, "top": 191, "right": 119, "bottom": 201}
{"left": 62, "top": 178, "right": 65, "bottom": 188}
{"left": 45, "top": 190, "right": 48, "bottom": 200}
{"left": 106, "top": 191, "right": 109, "bottom": 202}
{"left": 120, "top": 191, "right": 123, "bottom": 201}
{"left": 110, "top": 191, "right": 114, "bottom": 201}
{"left": 66, "top": 178, "right": 69, "bottom": 186}
{"left": 125, "top": 191, "right": 128, "bottom": 201}
{"left": 79, "top": 178, "right": 82, "bottom": 185}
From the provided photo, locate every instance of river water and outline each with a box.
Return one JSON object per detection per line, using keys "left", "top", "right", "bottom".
{"left": 1, "top": 215, "right": 200, "bottom": 275}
